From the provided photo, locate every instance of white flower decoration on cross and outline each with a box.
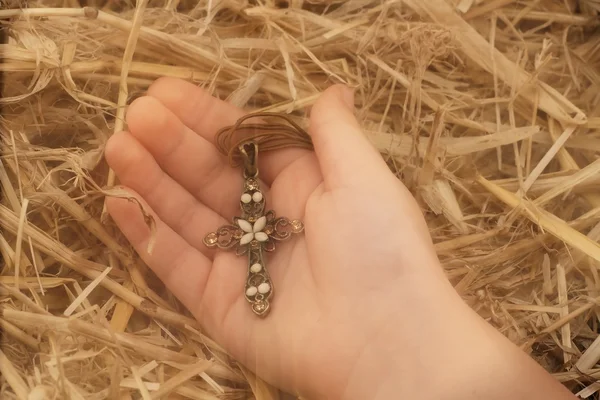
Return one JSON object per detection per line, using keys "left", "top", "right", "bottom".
{"left": 238, "top": 216, "right": 269, "bottom": 245}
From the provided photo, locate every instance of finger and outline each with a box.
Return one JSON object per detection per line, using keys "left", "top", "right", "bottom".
{"left": 105, "top": 131, "right": 226, "bottom": 256}
{"left": 125, "top": 96, "right": 251, "bottom": 219}
{"left": 147, "top": 77, "right": 311, "bottom": 184}
{"left": 106, "top": 190, "right": 211, "bottom": 313}
{"left": 309, "top": 84, "right": 389, "bottom": 190}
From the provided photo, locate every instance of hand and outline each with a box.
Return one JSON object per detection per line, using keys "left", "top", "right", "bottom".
{"left": 105, "top": 78, "right": 576, "bottom": 399}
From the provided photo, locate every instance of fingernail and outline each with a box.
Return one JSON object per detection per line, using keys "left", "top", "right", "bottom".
{"left": 340, "top": 85, "right": 355, "bottom": 110}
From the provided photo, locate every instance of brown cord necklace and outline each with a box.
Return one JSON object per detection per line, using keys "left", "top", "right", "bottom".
{"left": 202, "top": 112, "right": 313, "bottom": 317}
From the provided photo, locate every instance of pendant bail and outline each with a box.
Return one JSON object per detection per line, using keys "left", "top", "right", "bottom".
{"left": 240, "top": 141, "right": 259, "bottom": 178}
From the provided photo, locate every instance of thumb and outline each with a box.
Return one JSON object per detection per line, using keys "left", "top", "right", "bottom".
{"left": 309, "top": 84, "right": 388, "bottom": 190}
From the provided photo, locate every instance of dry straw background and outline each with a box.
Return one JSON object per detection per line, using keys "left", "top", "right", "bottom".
{"left": 1, "top": 0, "right": 600, "bottom": 398}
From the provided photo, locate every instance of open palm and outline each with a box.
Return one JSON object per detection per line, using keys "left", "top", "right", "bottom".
{"left": 106, "top": 78, "right": 451, "bottom": 399}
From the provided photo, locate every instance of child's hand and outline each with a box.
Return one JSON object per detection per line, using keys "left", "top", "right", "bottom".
{"left": 105, "top": 78, "right": 575, "bottom": 399}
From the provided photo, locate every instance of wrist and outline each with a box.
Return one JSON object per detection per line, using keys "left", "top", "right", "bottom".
{"left": 338, "top": 277, "right": 469, "bottom": 400}
{"left": 338, "top": 284, "right": 575, "bottom": 400}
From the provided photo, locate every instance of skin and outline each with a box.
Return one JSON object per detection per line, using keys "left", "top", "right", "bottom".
{"left": 105, "top": 77, "right": 577, "bottom": 399}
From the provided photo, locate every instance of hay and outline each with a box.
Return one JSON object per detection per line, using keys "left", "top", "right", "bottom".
{"left": 0, "top": 0, "right": 599, "bottom": 398}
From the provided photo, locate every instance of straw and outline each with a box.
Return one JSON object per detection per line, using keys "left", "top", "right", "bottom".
{"left": 1, "top": 0, "right": 599, "bottom": 397}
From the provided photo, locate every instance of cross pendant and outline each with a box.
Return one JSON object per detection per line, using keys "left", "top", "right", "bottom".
{"left": 203, "top": 142, "right": 304, "bottom": 317}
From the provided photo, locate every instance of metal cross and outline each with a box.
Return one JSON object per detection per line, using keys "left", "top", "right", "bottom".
{"left": 203, "top": 142, "right": 304, "bottom": 317}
